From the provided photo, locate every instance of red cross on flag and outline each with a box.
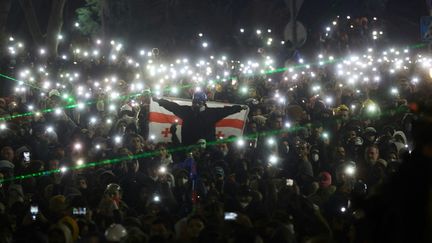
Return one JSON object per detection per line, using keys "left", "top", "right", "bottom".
{"left": 149, "top": 97, "right": 249, "bottom": 143}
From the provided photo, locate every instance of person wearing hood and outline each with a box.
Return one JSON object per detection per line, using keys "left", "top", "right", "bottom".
{"left": 153, "top": 91, "right": 247, "bottom": 146}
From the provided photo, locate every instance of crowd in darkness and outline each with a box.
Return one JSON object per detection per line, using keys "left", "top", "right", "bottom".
{"left": 0, "top": 16, "right": 432, "bottom": 243}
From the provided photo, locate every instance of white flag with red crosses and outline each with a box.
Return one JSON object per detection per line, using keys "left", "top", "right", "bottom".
{"left": 149, "top": 97, "right": 249, "bottom": 143}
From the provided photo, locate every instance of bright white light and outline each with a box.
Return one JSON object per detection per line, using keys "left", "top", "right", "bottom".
{"left": 345, "top": 165, "right": 355, "bottom": 176}
{"left": 0, "top": 124, "right": 6, "bottom": 130}
{"left": 150, "top": 134, "right": 156, "bottom": 140}
{"left": 89, "top": 117, "right": 97, "bottom": 124}
{"left": 74, "top": 143, "right": 82, "bottom": 150}
{"left": 256, "top": 29, "right": 262, "bottom": 35}
{"left": 153, "top": 195, "right": 160, "bottom": 202}
{"left": 159, "top": 166, "right": 167, "bottom": 174}
{"left": 74, "top": 22, "right": 80, "bottom": 27}
{"left": 54, "top": 108, "right": 62, "bottom": 116}
{"left": 171, "top": 86, "right": 178, "bottom": 95}
{"left": 340, "top": 207, "right": 346, "bottom": 213}
{"left": 76, "top": 159, "right": 84, "bottom": 166}
{"left": 322, "top": 132, "right": 329, "bottom": 139}
{"left": 269, "top": 154, "right": 278, "bottom": 164}
{"left": 60, "top": 166, "right": 68, "bottom": 173}
{"left": 285, "top": 122, "right": 291, "bottom": 128}
{"left": 198, "top": 33, "right": 203, "bottom": 37}
{"left": 58, "top": 34, "right": 63, "bottom": 40}
{"left": 367, "top": 104, "right": 377, "bottom": 113}
{"left": 114, "top": 136, "right": 122, "bottom": 144}
{"left": 46, "top": 126, "right": 54, "bottom": 133}
{"left": 237, "top": 138, "right": 245, "bottom": 147}
{"left": 240, "top": 86, "right": 248, "bottom": 94}
{"left": 77, "top": 102, "right": 85, "bottom": 110}
{"left": 39, "top": 48, "right": 46, "bottom": 55}
{"left": 325, "top": 96, "right": 333, "bottom": 105}
{"left": 202, "top": 42, "right": 208, "bottom": 48}
{"left": 240, "top": 28, "right": 244, "bottom": 33}
{"left": 267, "top": 138, "right": 275, "bottom": 146}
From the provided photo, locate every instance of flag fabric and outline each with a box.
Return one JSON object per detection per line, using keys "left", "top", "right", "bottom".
{"left": 149, "top": 97, "right": 249, "bottom": 143}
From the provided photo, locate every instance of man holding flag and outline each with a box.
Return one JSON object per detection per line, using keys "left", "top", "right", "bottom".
{"left": 152, "top": 91, "right": 248, "bottom": 146}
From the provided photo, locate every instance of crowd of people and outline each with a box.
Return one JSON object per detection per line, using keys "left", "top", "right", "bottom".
{"left": 1, "top": 16, "right": 432, "bottom": 243}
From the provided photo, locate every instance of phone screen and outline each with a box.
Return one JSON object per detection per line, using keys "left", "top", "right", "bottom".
{"left": 224, "top": 212, "right": 237, "bottom": 221}
{"left": 73, "top": 207, "right": 87, "bottom": 215}
{"left": 23, "top": 152, "right": 30, "bottom": 162}
{"left": 30, "top": 205, "right": 38, "bottom": 220}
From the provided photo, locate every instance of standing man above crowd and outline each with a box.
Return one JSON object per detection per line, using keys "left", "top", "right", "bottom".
{"left": 153, "top": 91, "right": 248, "bottom": 146}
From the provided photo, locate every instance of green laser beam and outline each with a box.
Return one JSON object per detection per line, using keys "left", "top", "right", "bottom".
{"left": 0, "top": 99, "right": 413, "bottom": 184}
{"left": 0, "top": 42, "right": 427, "bottom": 123}
{"left": 0, "top": 124, "right": 305, "bottom": 184}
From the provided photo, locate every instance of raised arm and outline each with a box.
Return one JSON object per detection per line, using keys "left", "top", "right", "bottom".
{"left": 153, "top": 97, "right": 188, "bottom": 119}
{"left": 210, "top": 105, "right": 248, "bottom": 122}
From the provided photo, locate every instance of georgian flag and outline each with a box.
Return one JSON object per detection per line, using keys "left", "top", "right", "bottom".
{"left": 149, "top": 97, "right": 249, "bottom": 143}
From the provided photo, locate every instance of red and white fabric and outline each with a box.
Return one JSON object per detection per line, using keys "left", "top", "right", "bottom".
{"left": 149, "top": 97, "right": 248, "bottom": 143}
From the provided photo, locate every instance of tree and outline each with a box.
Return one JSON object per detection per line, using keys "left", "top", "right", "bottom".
{"left": 18, "top": 0, "right": 67, "bottom": 58}
{"left": 76, "top": 0, "right": 101, "bottom": 37}
{"left": 0, "top": 0, "right": 12, "bottom": 48}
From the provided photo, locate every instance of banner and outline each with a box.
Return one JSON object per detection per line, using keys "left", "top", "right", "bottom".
{"left": 149, "top": 97, "right": 249, "bottom": 143}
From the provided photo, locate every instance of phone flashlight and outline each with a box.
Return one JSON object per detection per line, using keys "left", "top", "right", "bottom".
{"left": 224, "top": 212, "right": 238, "bottom": 221}
{"left": 30, "top": 205, "right": 39, "bottom": 220}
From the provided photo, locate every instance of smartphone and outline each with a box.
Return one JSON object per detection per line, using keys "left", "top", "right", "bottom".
{"left": 30, "top": 205, "right": 39, "bottom": 220}
{"left": 73, "top": 207, "right": 87, "bottom": 215}
{"left": 23, "top": 152, "right": 30, "bottom": 162}
{"left": 224, "top": 212, "right": 238, "bottom": 221}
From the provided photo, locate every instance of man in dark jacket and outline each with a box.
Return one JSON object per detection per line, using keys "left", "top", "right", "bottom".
{"left": 153, "top": 91, "right": 247, "bottom": 146}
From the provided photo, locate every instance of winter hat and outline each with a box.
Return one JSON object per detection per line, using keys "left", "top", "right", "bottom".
{"left": 364, "top": 127, "right": 377, "bottom": 135}
{"left": 15, "top": 146, "right": 30, "bottom": 156}
{"left": 0, "top": 160, "right": 14, "bottom": 170}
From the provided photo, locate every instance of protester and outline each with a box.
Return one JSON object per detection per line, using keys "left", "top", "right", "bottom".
{"left": 0, "top": 14, "right": 429, "bottom": 243}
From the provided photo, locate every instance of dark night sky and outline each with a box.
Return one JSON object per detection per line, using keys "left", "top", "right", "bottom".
{"left": 6, "top": 0, "right": 429, "bottom": 51}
